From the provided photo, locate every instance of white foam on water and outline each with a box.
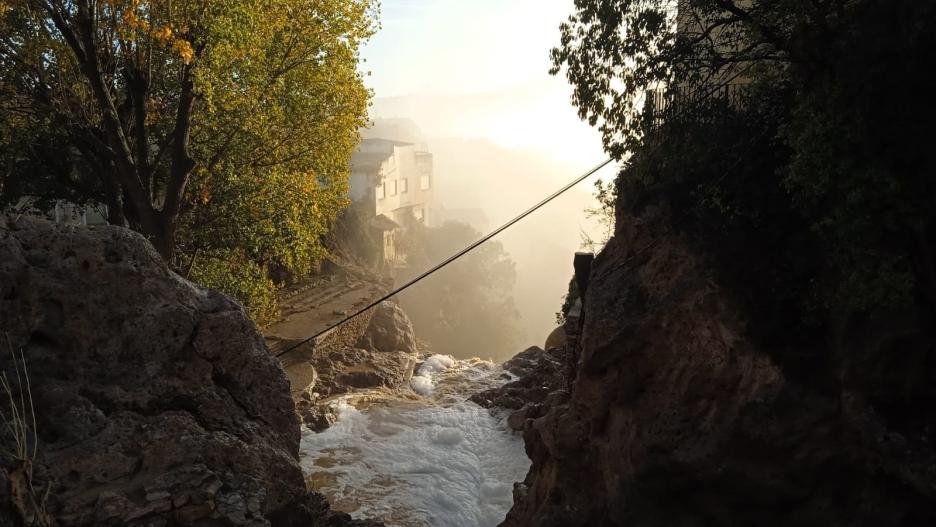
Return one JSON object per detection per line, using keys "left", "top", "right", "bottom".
{"left": 410, "top": 354, "right": 458, "bottom": 396}
{"left": 300, "top": 356, "right": 530, "bottom": 527}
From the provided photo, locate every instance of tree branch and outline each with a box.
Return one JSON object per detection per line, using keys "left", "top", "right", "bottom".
{"left": 710, "top": 0, "right": 794, "bottom": 59}
{"left": 42, "top": 0, "right": 156, "bottom": 231}
{"left": 162, "top": 65, "right": 197, "bottom": 223}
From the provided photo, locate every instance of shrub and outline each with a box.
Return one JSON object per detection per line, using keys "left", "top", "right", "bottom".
{"left": 189, "top": 250, "right": 281, "bottom": 328}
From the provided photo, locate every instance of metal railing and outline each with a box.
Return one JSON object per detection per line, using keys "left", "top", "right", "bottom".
{"left": 645, "top": 81, "right": 750, "bottom": 129}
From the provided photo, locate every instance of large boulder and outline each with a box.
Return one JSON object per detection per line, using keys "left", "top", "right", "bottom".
{"left": 294, "top": 301, "right": 417, "bottom": 433}
{"left": 311, "top": 347, "right": 417, "bottom": 397}
{"left": 355, "top": 301, "right": 417, "bottom": 355}
{"left": 0, "top": 217, "right": 372, "bottom": 526}
{"left": 543, "top": 326, "right": 566, "bottom": 351}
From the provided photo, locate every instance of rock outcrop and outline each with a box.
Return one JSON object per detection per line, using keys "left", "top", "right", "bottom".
{"left": 470, "top": 346, "right": 566, "bottom": 432}
{"left": 0, "top": 217, "right": 375, "bottom": 526}
{"left": 355, "top": 301, "right": 418, "bottom": 356}
{"left": 294, "top": 301, "right": 418, "bottom": 432}
{"left": 308, "top": 346, "right": 417, "bottom": 398}
{"left": 502, "top": 208, "right": 936, "bottom": 527}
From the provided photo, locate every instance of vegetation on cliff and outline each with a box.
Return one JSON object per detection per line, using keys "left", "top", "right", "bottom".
{"left": 0, "top": 0, "right": 376, "bottom": 325}
{"left": 497, "top": 4, "right": 936, "bottom": 524}
{"left": 552, "top": 0, "right": 935, "bottom": 400}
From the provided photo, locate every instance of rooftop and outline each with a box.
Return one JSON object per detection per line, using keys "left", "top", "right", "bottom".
{"left": 351, "top": 151, "right": 393, "bottom": 173}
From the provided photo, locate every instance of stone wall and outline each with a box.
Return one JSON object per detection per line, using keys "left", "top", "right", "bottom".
{"left": 277, "top": 307, "right": 376, "bottom": 397}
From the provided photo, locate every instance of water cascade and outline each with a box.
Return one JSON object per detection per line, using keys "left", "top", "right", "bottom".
{"left": 299, "top": 355, "right": 531, "bottom": 526}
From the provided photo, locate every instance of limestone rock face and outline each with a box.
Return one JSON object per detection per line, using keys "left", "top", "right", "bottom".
{"left": 0, "top": 217, "right": 372, "bottom": 526}
{"left": 502, "top": 209, "right": 936, "bottom": 527}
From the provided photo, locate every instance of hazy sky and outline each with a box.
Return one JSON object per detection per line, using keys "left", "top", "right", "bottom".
{"left": 361, "top": 0, "right": 608, "bottom": 169}
{"left": 361, "top": 1, "right": 617, "bottom": 350}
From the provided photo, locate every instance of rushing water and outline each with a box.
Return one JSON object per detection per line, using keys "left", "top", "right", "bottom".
{"left": 299, "top": 355, "right": 530, "bottom": 527}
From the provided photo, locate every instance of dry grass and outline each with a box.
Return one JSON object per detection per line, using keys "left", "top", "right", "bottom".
{"left": 1, "top": 334, "right": 53, "bottom": 526}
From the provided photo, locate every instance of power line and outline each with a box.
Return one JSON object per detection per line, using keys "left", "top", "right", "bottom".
{"left": 274, "top": 157, "right": 616, "bottom": 359}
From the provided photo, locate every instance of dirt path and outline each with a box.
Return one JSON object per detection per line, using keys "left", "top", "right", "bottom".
{"left": 265, "top": 274, "right": 386, "bottom": 356}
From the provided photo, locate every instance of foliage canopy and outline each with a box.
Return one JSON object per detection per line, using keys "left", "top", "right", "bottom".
{"left": 1, "top": 0, "right": 376, "bottom": 324}
{"left": 552, "top": 1, "right": 936, "bottom": 376}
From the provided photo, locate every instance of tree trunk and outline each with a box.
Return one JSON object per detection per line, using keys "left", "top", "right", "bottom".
{"left": 45, "top": 1, "right": 196, "bottom": 264}
{"left": 150, "top": 214, "right": 177, "bottom": 262}
{"left": 100, "top": 162, "right": 127, "bottom": 227}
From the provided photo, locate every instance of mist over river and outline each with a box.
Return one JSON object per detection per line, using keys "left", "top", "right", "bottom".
{"left": 299, "top": 355, "right": 531, "bottom": 526}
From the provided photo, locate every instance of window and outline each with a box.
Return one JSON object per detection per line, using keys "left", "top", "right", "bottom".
{"left": 376, "top": 182, "right": 385, "bottom": 199}
{"left": 400, "top": 178, "right": 408, "bottom": 193}
{"left": 390, "top": 180, "right": 398, "bottom": 196}
{"left": 420, "top": 175, "right": 431, "bottom": 190}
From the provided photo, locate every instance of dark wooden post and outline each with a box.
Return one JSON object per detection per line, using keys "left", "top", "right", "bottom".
{"left": 574, "top": 252, "right": 594, "bottom": 298}
{"left": 565, "top": 252, "right": 594, "bottom": 390}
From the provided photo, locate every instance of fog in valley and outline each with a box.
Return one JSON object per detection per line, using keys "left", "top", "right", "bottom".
{"left": 364, "top": 117, "right": 613, "bottom": 360}
{"left": 356, "top": 1, "right": 616, "bottom": 361}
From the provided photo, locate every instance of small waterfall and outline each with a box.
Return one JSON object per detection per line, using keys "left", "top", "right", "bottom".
{"left": 299, "top": 355, "right": 530, "bottom": 526}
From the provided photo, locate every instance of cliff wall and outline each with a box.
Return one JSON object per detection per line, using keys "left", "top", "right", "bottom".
{"left": 503, "top": 207, "right": 936, "bottom": 526}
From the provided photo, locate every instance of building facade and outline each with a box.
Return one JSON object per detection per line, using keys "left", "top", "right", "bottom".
{"left": 350, "top": 138, "right": 434, "bottom": 228}
{"left": 349, "top": 138, "right": 435, "bottom": 268}
{"left": 646, "top": 1, "right": 754, "bottom": 123}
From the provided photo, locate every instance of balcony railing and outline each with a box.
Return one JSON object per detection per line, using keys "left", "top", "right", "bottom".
{"left": 644, "top": 81, "right": 749, "bottom": 129}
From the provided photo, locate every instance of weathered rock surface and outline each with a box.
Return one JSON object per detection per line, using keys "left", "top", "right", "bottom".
{"left": 502, "top": 208, "right": 936, "bottom": 527}
{"left": 470, "top": 346, "right": 566, "bottom": 431}
{"left": 311, "top": 347, "right": 417, "bottom": 398}
{"left": 0, "top": 217, "right": 376, "bottom": 526}
{"left": 292, "top": 301, "right": 417, "bottom": 432}
{"left": 294, "top": 395, "right": 340, "bottom": 433}
{"left": 543, "top": 326, "right": 566, "bottom": 351}
{"left": 355, "top": 301, "right": 417, "bottom": 355}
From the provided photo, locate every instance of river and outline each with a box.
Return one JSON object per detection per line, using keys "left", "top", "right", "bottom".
{"left": 299, "top": 355, "right": 531, "bottom": 526}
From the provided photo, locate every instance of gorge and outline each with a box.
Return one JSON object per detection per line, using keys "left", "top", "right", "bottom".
{"left": 3, "top": 1, "right": 935, "bottom": 526}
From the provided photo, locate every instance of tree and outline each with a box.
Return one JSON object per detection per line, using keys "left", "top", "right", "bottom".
{"left": 550, "top": 0, "right": 844, "bottom": 158}
{"left": 550, "top": 0, "right": 936, "bottom": 449}
{"left": 398, "top": 221, "right": 520, "bottom": 360}
{"left": 0, "top": 0, "right": 375, "bottom": 261}
{"left": 551, "top": 0, "right": 936, "bottom": 319}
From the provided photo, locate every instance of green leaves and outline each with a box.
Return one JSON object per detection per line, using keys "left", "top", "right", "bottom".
{"left": 1, "top": 0, "right": 377, "bottom": 325}
{"left": 189, "top": 249, "right": 281, "bottom": 327}
{"left": 555, "top": 0, "right": 936, "bottom": 333}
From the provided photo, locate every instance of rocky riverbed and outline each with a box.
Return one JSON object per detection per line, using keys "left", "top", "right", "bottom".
{"left": 298, "top": 354, "right": 532, "bottom": 527}
{"left": 261, "top": 249, "right": 557, "bottom": 527}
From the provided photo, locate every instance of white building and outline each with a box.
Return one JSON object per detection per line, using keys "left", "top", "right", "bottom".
{"left": 6, "top": 197, "right": 108, "bottom": 226}
{"left": 350, "top": 138, "right": 434, "bottom": 229}
{"left": 349, "top": 138, "right": 436, "bottom": 269}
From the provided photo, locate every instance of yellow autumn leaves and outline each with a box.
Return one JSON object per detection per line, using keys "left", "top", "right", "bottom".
{"left": 2, "top": 0, "right": 377, "bottom": 327}
{"left": 171, "top": 39, "right": 194, "bottom": 64}
{"left": 102, "top": 0, "right": 195, "bottom": 64}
